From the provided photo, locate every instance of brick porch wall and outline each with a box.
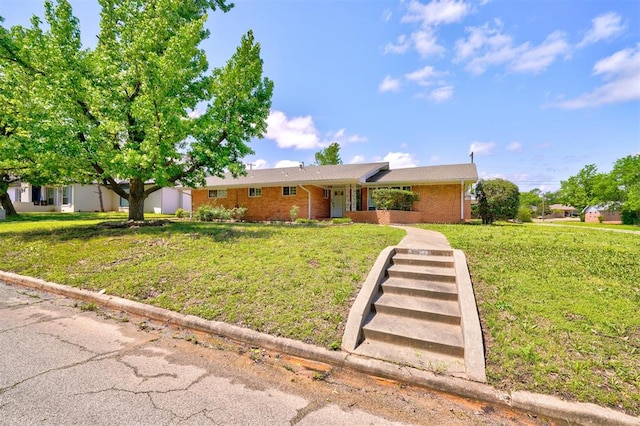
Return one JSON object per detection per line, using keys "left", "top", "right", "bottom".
{"left": 345, "top": 210, "right": 421, "bottom": 224}
{"left": 192, "top": 186, "right": 329, "bottom": 221}
{"left": 412, "top": 184, "right": 467, "bottom": 223}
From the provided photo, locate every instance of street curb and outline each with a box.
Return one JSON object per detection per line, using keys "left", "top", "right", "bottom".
{"left": 1, "top": 270, "right": 638, "bottom": 426}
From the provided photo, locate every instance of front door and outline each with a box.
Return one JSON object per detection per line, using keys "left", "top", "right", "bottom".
{"left": 331, "top": 190, "right": 344, "bottom": 217}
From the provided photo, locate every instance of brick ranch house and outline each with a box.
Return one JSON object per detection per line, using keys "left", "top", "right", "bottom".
{"left": 191, "top": 162, "right": 478, "bottom": 224}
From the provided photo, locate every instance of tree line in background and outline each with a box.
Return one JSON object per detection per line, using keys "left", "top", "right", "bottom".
{"left": 0, "top": 0, "right": 273, "bottom": 220}
{"left": 475, "top": 154, "right": 640, "bottom": 225}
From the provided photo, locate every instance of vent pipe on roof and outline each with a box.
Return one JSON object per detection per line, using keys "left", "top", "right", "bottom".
{"left": 299, "top": 162, "right": 304, "bottom": 169}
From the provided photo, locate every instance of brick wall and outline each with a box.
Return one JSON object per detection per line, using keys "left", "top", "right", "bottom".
{"left": 192, "top": 186, "right": 330, "bottom": 221}
{"left": 345, "top": 210, "right": 421, "bottom": 224}
{"left": 412, "top": 184, "right": 466, "bottom": 223}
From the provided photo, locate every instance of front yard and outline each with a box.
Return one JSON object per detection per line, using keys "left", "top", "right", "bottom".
{"left": 1, "top": 213, "right": 638, "bottom": 415}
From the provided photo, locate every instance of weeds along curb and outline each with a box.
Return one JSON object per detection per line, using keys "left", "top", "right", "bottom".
{"left": 1, "top": 270, "right": 638, "bottom": 426}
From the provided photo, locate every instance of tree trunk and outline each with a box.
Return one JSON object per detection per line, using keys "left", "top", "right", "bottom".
{"left": 128, "top": 178, "right": 146, "bottom": 221}
{"left": 97, "top": 185, "right": 105, "bottom": 212}
{"left": 0, "top": 190, "right": 18, "bottom": 216}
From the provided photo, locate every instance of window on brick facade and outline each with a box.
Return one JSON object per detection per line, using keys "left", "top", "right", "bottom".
{"left": 282, "top": 186, "right": 297, "bottom": 196}
{"left": 248, "top": 187, "right": 262, "bottom": 197}
{"left": 208, "top": 189, "right": 227, "bottom": 199}
{"left": 322, "top": 189, "right": 330, "bottom": 199}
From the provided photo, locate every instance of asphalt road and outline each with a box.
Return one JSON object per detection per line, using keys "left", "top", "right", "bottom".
{"left": 0, "top": 281, "right": 546, "bottom": 425}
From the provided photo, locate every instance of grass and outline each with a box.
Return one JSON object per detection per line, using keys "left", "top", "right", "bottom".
{"left": 419, "top": 222, "right": 640, "bottom": 416}
{"left": 0, "top": 213, "right": 404, "bottom": 350}
{"left": 539, "top": 221, "right": 640, "bottom": 232}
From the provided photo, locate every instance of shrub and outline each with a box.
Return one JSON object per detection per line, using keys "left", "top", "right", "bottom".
{"left": 231, "top": 206, "right": 247, "bottom": 221}
{"left": 175, "top": 208, "right": 188, "bottom": 218}
{"left": 371, "top": 189, "right": 419, "bottom": 211}
{"left": 331, "top": 217, "right": 352, "bottom": 224}
{"left": 621, "top": 209, "right": 640, "bottom": 225}
{"left": 194, "top": 204, "right": 233, "bottom": 221}
{"left": 294, "top": 218, "right": 318, "bottom": 224}
{"left": 290, "top": 205, "right": 300, "bottom": 222}
{"left": 516, "top": 207, "right": 533, "bottom": 223}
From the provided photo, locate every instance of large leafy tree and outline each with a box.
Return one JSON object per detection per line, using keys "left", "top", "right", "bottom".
{"left": 314, "top": 142, "right": 342, "bottom": 165}
{"left": 558, "top": 164, "right": 608, "bottom": 211}
{"left": 0, "top": 0, "right": 273, "bottom": 220}
{"left": 475, "top": 178, "right": 520, "bottom": 224}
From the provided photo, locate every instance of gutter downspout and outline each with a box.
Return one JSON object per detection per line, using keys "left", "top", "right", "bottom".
{"left": 299, "top": 185, "right": 311, "bottom": 219}
{"left": 460, "top": 180, "right": 465, "bottom": 222}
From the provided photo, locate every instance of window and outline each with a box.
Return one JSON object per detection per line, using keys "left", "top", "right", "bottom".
{"left": 248, "top": 187, "right": 262, "bottom": 197}
{"left": 208, "top": 189, "right": 227, "bottom": 199}
{"left": 119, "top": 184, "right": 129, "bottom": 207}
{"left": 61, "top": 186, "right": 72, "bottom": 205}
{"left": 46, "top": 187, "right": 55, "bottom": 205}
{"left": 282, "top": 186, "right": 297, "bottom": 196}
{"left": 322, "top": 189, "right": 330, "bottom": 199}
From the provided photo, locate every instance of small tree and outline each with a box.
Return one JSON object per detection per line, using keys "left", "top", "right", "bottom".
{"left": 314, "top": 142, "right": 342, "bottom": 165}
{"left": 371, "top": 189, "right": 419, "bottom": 211}
{"left": 475, "top": 179, "right": 519, "bottom": 224}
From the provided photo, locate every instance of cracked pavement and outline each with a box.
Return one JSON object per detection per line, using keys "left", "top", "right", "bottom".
{"left": 0, "top": 281, "right": 545, "bottom": 425}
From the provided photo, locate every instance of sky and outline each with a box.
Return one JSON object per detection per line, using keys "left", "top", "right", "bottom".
{"left": 1, "top": 0, "right": 639, "bottom": 192}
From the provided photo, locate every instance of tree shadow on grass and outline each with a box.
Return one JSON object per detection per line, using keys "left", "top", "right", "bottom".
{"left": 0, "top": 220, "right": 277, "bottom": 244}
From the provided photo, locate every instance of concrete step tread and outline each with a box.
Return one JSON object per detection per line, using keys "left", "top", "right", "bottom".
{"left": 387, "top": 264, "right": 456, "bottom": 277}
{"left": 374, "top": 292, "right": 460, "bottom": 318}
{"left": 396, "top": 247, "right": 454, "bottom": 257}
{"left": 363, "top": 313, "right": 464, "bottom": 349}
{"left": 382, "top": 277, "right": 458, "bottom": 299}
{"left": 393, "top": 252, "right": 454, "bottom": 263}
{"left": 353, "top": 340, "right": 465, "bottom": 375}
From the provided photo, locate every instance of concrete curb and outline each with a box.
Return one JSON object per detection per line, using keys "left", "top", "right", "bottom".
{"left": 1, "top": 270, "right": 638, "bottom": 426}
{"left": 453, "top": 249, "right": 486, "bottom": 383}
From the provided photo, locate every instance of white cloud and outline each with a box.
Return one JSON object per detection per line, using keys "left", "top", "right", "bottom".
{"left": 249, "top": 159, "right": 269, "bottom": 169}
{"left": 379, "top": 75, "right": 401, "bottom": 92}
{"left": 469, "top": 141, "right": 496, "bottom": 155}
{"left": 506, "top": 142, "right": 523, "bottom": 152}
{"left": 405, "top": 65, "right": 447, "bottom": 86}
{"left": 383, "top": 35, "right": 410, "bottom": 54}
{"left": 381, "top": 8, "right": 393, "bottom": 22}
{"left": 349, "top": 155, "right": 366, "bottom": 164}
{"left": 383, "top": 152, "right": 420, "bottom": 168}
{"left": 265, "top": 110, "right": 321, "bottom": 149}
{"left": 428, "top": 85, "right": 454, "bottom": 103}
{"left": 551, "top": 44, "right": 640, "bottom": 108}
{"left": 402, "top": 0, "right": 472, "bottom": 27}
{"left": 578, "top": 12, "right": 625, "bottom": 48}
{"left": 455, "top": 21, "right": 569, "bottom": 75}
{"left": 265, "top": 110, "right": 367, "bottom": 149}
{"left": 509, "top": 31, "right": 570, "bottom": 74}
{"left": 274, "top": 160, "right": 302, "bottom": 168}
{"left": 411, "top": 29, "right": 446, "bottom": 58}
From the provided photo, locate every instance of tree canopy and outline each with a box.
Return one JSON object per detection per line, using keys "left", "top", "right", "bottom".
{"left": 314, "top": 142, "right": 342, "bottom": 165}
{"left": 0, "top": 0, "right": 273, "bottom": 220}
{"left": 475, "top": 178, "right": 520, "bottom": 224}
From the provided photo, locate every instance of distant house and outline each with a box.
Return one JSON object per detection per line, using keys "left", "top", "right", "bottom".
{"left": 13, "top": 182, "right": 191, "bottom": 215}
{"left": 583, "top": 205, "right": 622, "bottom": 223}
{"left": 548, "top": 204, "right": 577, "bottom": 218}
{"left": 191, "top": 162, "right": 478, "bottom": 224}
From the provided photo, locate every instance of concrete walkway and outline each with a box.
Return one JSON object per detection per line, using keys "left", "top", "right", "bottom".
{"left": 394, "top": 225, "right": 453, "bottom": 250}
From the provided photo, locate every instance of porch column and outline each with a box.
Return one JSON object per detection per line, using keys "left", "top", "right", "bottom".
{"left": 345, "top": 184, "right": 352, "bottom": 212}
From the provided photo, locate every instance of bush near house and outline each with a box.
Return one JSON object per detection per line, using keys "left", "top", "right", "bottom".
{"left": 371, "top": 189, "right": 419, "bottom": 211}
{"left": 194, "top": 204, "right": 247, "bottom": 221}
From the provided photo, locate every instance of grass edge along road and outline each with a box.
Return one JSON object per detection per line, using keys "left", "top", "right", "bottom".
{"left": 0, "top": 213, "right": 404, "bottom": 351}
{"left": 420, "top": 222, "right": 639, "bottom": 416}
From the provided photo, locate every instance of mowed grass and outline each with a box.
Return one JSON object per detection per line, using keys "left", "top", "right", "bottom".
{"left": 420, "top": 223, "right": 640, "bottom": 415}
{"left": 0, "top": 213, "right": 404, "bottom": 349}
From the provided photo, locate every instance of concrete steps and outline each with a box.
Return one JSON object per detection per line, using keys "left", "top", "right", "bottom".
{"left": 353, "top": 247, "right": 467, "bottom": 374}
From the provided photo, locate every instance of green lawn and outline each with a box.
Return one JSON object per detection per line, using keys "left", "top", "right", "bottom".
{"left": 419, "top": 222, "right": 639, "bottom": 415}
{"left": 0, "top": 213, "right": 404, "bottom": 350}
{"left": 539, "top": 221, "right": 640, "bottom": 232}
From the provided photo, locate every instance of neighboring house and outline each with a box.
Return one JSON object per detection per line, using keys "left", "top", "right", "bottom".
{"left": 548, "top": 204, "right": 577, "bottom": 218}
{"left": 13, "top": 182, "right": 190, "bottom": 215}
{"left": 583, "top": 205, "right": 622, "bottom": 223}
{"left": 191, "top": 162, "right": 478, "bottom": 224}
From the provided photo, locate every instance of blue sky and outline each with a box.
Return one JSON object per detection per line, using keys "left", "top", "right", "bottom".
{"left": 1, "top": 0, "right": 639, "bottom": 192}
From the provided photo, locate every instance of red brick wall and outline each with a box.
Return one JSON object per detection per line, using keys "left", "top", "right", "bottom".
{"left": 192, "top": 186, "right": 329, "bottom": 221}
{"left": 412, "top": 184, "right": 465, "bottom": 223}
{"left": 345, "top": 210, "right": 421, "bottom": 224}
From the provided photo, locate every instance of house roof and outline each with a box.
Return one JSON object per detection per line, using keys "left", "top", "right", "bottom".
{"left": 549, "top": 204, "right": 576, "bottom": 211}
{"left": 366, "top": 163, "right": 478, "bottom": 185}
{"left": 201, "top": 162, "right": 478, "bottom": 189}
{"left": 202, "top": 162, "right": 389, "bottom": 188}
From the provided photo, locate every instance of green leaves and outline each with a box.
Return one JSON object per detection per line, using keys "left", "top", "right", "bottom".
{"left": 1, "top": 0, "right": 272, "bottom": 220}
{"left": 475, "top": 178, "right": 519, "bottom": 224}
